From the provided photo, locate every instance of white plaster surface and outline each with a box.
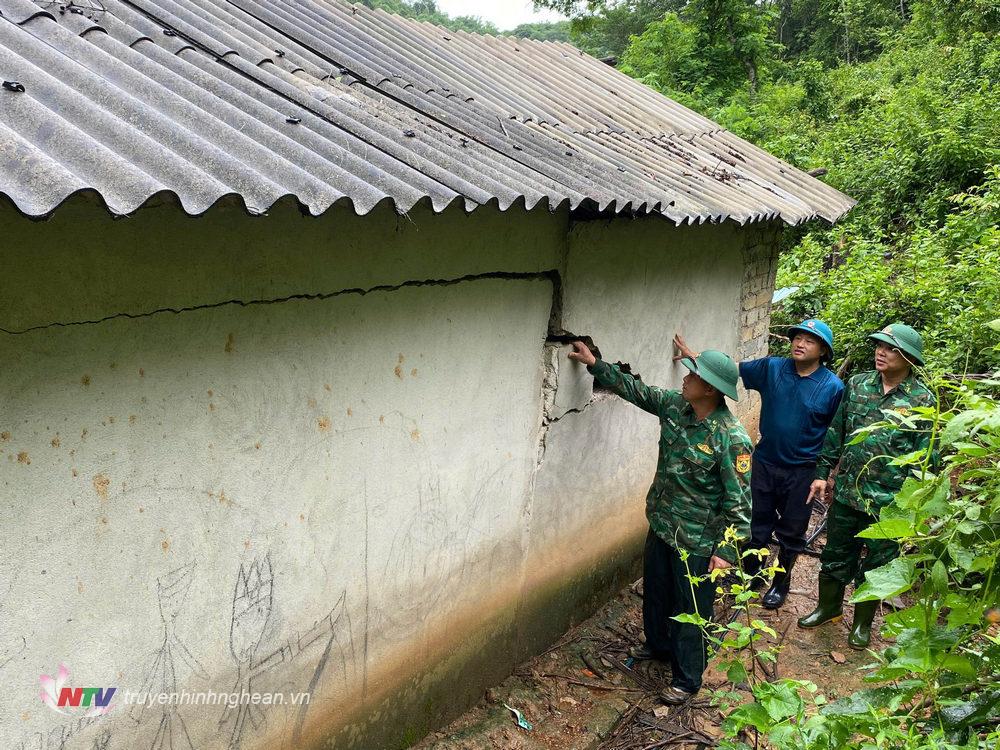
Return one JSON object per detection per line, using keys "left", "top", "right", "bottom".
{"left": 549, "top": 344, "right": 594, "bottom": 421}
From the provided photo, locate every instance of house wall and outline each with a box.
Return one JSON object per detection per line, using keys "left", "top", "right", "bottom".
{"left": 0, "top": 197, "right": 776, "bottom": 750}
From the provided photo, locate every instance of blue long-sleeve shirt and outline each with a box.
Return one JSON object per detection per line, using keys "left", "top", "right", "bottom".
{"left": 739, "top": 357, "right": 844, "bottom": 467}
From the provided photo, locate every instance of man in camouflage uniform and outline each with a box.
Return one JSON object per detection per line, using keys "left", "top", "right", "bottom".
{"left": 798, "top": 323, "right": 936, "bottom": 648}
{"left": 568, "top": 341, "right": 753, "bottom": 703}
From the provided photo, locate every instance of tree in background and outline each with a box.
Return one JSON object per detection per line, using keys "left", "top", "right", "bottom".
{"left": 509, "top": 20, "right": 572, "bottom": 41}
{"left": 531, "top": 0, "right": 683, "bottom": 57}
{"left": 618, "top": 1, "right": 777, "bottom": 98}
{"left": 360, "top": 0, "right": 498, "bottom": 34}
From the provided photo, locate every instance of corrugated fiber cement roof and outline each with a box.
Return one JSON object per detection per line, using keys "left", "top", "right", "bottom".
{"left": 0, "top": 0, "right": 855, "bottom": 224}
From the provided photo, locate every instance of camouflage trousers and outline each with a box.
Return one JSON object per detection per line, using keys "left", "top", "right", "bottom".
{"left": 819, "top": 499, "right": 899, "bottom": 588}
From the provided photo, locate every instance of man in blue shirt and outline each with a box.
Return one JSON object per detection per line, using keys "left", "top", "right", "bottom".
{"left": 674, "top": 320, "right": 844, "bottom": 609}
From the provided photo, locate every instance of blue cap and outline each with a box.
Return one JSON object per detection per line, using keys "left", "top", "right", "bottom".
{"left": 787, "top": 319, "right": 834, "bottom": 359}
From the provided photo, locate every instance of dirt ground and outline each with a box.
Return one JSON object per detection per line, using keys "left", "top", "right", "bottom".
{"left": 414, "top": 549, "right": 883, "bottom": 750}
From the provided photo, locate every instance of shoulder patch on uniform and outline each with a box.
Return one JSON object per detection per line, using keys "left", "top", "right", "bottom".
{"left": 736, "top": 454, "right": 751, "bottom": 473}
{"left": 697, "top": 443, "right": 713, "bottom": 455}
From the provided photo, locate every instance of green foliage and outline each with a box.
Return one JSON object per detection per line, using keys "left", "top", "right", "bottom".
{"left": 508, "top": 20, "right": 572, "bottom": 42}
{"left": 778, "top": 0, "right": 906, "bottom": 64}
{"left": 778, "top": 167, "right": 1000, "bottom": 375}
{"left": 619, "top": 0, "right": 779, "bottom": 97}
{"left": 533, "top": 0, "right": 683, "bottom": 58}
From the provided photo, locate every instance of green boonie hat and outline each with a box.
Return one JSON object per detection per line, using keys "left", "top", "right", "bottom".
{"left": 680, "top": 350, "right": 740, "bottom": 401}
{"left": 868, "top": 323, "right": 924, "bottom": 366}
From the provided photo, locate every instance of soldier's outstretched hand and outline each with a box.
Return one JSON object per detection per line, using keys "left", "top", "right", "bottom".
{"left": 673, "top": 333, "right": 697, "bottom": 362}
{"left": 568, "top": 341, "right": 597, "bottom": 367}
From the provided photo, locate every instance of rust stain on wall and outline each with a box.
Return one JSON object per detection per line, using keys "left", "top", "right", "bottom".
{"left": 93, "top": 473, "right": 110, "bottom": 501}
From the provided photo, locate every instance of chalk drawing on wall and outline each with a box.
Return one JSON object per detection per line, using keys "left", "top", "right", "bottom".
{"left": 221, "top": 552, "right": 273, "bottom": 750}
{"left": 220, "top": 551, "right": 351, "bottom": 749}
{"left": 133, "top": 560, "right": 207, "bottom": 750}
{"left": 373, "top": 477, "right": 453, "bottom": 644}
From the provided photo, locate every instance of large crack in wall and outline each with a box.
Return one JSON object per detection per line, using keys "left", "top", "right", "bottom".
{"left": 0, "top": 269, "right": 562, "bottom": 335}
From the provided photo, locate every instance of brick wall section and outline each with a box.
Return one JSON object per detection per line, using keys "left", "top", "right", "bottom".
{"left": 733, "top": 222, "right": 781, "bottom": 435}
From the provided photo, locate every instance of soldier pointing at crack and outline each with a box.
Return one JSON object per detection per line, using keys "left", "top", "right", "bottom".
{"left": 568, "top": 340, "right": 752, "bottom": 705}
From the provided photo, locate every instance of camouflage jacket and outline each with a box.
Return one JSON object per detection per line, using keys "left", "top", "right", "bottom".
{"left": 589, "top": 360, "right": 753, "bottom": 563}
{"left": 817, "top": 370, "right": 936, "bottom": 512}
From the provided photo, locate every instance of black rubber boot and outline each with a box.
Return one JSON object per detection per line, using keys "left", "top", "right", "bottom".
{"left": 762, "top": 551, "right": 796, "bottom": 610}
{"left": 797, "top": 575, "right": 845, "bottom": 628}
{"left": 848, "top": 600, "right": 878, "bottom": 649}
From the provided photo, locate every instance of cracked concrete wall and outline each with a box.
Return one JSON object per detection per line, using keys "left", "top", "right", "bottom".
{"left": 0, "top": 197, "right": 772, "bottom": 750}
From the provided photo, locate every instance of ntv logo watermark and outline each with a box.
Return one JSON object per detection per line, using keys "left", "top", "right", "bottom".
{"left": 39, "top": 664, "right": 116, "bottom": 717}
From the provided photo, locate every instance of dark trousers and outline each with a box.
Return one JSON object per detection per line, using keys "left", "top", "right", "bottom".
{"left": 745, "top": 456, "right": 815, "bottom": 574}
{"left": 820, "top": 500, "right": 900, "bottom": 587}
{"left": 642, "top": 529, "right": 715, "bottom": 692}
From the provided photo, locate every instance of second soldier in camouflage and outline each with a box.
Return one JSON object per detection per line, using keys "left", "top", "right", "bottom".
{"left": 799, "top": 323, "right": 936, "bottom": 648}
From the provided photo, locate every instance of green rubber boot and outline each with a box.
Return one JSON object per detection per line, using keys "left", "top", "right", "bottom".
{"left": 848, "top": 600, "right": 878, "bottom": 649}
{"left": 797, "top": 575, "right": 845, "bottom": 628}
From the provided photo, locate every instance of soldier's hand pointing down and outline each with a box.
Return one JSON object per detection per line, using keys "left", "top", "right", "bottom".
{"left": 708, "top": 555, "right": 731, "bottom": 572}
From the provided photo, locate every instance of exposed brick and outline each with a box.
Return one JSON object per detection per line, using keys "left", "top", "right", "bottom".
{"left": 737, "top": 223, "right": 781, "bottom": 364}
